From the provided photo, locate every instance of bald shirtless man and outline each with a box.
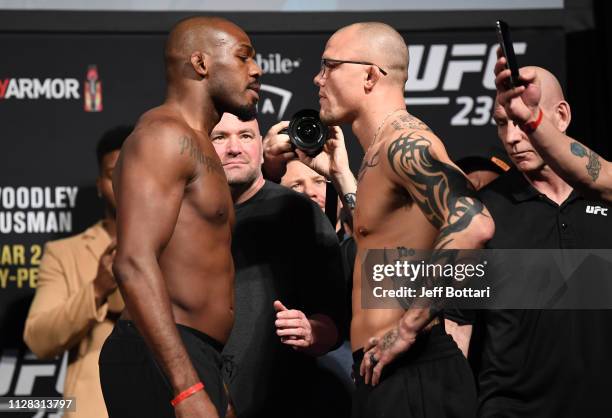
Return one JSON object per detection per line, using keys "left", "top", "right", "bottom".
{"left": 267, "top": 22, "right": 494, "bottom": 417}
{"left": 495, "top": 50, "right": 612, "bottom": 203}
{"left": 98, "top": 17, "right": 261, "bottom": 418}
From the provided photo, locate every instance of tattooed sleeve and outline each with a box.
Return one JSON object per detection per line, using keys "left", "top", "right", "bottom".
{"left": 570, "top": 141, "right": 601, "bottom": 182}
{"left": 344, "top": 193, "right": 357, "bottom": 209}
{"left": 387, "top": 131, "right": 484, "bottom": 248}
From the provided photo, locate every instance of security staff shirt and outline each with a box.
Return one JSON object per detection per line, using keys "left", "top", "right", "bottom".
{"left": 474, "top": 168, "right": 612, "bottom": 418}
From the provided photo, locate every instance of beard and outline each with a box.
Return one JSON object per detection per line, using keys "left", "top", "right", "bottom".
{"left": 211, "top": 80, "right": 259, "bottom": 122}
{"left": 226, "top": 166, "right": 261, "bottom": 189}
{"left": 230, "top": 103, "right": 258, "bottom": 122}
{"left": 319, "top": 106, "right": 352, "bottom": 126}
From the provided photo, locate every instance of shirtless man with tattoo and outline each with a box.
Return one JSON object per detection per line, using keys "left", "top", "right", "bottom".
{"left": 287, "top": 22, "right": 495, "bottom": 417}
{"left": 495, "top": 51, "right": 612, "bottom": 203}
{"left": 98, "top": 17, "right": 261, "bottom": 418}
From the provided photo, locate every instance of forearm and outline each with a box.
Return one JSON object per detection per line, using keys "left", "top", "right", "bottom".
{"left": 530, "top": 120, "right": 612, "bottom": 201}
{"left": 330, "top": 170, "right": 357, "bottom": 213}
{"left": 114, "top": 255, "right": 200, "bottom": 393}
{"left": 402, "top": 214, "right": 493, "bottom": 334}
{"left": 24, "top": 281, "right": 105, "bottom": 359}
{"left": 304, "top": 314, "right": 338, "bottom": 356}
{"left": 399, "top": 307, "right": 437, "bottom": 334}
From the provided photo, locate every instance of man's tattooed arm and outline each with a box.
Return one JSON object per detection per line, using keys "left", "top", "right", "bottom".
{"left": 359, "top": 130, "right": 493, "bottom": 383}
{"left": 570, "top": 142, "right": 601, "bottom": 182}
{"left": 343, "top": 193, "right": 356, "bottom": 210}
{"left": 386, "top": 131, "right": 491, "bottom": 249}
{"left": 524, "top": 122, "right": 612, "bottom": 202}
{"left": 178, "top": 136, "right": 225, "bottom": 177}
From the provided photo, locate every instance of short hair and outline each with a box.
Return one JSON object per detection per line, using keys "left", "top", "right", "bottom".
{"left": 96, "top": 126, "right": 132, "bottom": 168}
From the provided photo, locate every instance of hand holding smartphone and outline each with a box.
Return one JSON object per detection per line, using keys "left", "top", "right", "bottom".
{"left": 495, "top": 20, "right": 521, "bottom": 88}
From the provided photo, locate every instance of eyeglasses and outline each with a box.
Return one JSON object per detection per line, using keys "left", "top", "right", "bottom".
{"left": 319, "top": 58, "right": 388, "bottom": 77}
{"left": 211, "top": 133, "right": 257, "bottom": 144}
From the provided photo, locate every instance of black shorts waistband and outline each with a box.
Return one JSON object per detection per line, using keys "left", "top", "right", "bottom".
{"left": 352, "top": 323, "right": 460, "bottom": 367}
{"left": 176, "top": 323, "right": 224, "bottom": 353}
{"left": 118, "top": 320, "right": 224, "bottom": 353}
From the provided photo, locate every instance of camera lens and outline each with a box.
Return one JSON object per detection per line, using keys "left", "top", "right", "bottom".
{"left": 296, "top": 119, "right": 321, "bottom": 144}
{"left": 286, "top": 109, "right": 328, "bottom": 156}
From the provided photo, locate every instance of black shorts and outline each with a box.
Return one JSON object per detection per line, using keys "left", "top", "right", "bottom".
{"left": 351, "top": 324, "right": 476, "bottom": 418}
{"left": 99, "top": 320, "right": 228, "bottom": 418}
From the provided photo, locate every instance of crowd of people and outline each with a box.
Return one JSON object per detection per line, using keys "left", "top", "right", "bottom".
{"left": 23, "top": 15, "right": 612, "bottom": 418}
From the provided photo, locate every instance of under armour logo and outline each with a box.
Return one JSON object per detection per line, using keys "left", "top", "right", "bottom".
{"left": 586, "top": 205, "right": 608, "bottom": 216}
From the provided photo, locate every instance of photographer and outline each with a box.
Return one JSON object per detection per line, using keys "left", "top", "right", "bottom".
{"left": 263, "top": 118, "right": 357, "bottom": 216}
{"left": 211, "top": 113, "right": 347, "bottom": 418}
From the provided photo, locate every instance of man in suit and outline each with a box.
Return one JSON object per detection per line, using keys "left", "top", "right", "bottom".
{"left": 23, "top": 126, "right": 130, "bottom": 418}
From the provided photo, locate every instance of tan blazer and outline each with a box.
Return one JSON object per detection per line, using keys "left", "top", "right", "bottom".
{"left": 24, "top": 222, "right": 124, "bottom": 418}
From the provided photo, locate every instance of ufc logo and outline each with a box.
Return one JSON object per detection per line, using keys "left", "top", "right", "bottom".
{"left": 405, "top": 42, "right": 527, "bottom": 92}
{"left": 586, "top": 205, "right": 608, "bottom": 216}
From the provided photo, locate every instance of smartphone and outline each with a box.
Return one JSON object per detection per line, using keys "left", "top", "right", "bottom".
{"left": 495, "top": 20, "right": 520, "bottom": 87}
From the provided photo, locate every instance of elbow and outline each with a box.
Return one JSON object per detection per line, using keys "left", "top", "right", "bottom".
{"left": 112, "top": 251, "right": 157, "bottom": 291}
{"left": 469, "top": 214, "right": 495, "bottom": 248}
{"left": 112, "top": 253, "right": 144, "bottom": 286}
{"left": 439, "top": 211, "right": 494, "bottom": 249}
{"left": 23, "top": 320, "right": 60, "bottom": 360}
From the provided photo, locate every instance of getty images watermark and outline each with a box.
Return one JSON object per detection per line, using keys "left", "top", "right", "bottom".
{"left": 361, "top": 249, "right": 612, "bottom": 310}
{"left": 371, "top": 257, "right": 490, "bottom": 299}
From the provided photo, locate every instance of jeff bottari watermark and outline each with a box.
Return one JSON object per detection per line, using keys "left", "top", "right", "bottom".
{"left": 369, "top": 259, "right": 491, "bottom": 300}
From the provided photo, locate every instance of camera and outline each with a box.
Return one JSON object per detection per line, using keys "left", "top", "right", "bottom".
{"left": 280, "top": 109, "right": 328, "bottom": 157}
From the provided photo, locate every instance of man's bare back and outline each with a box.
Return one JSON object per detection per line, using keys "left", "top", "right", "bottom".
{"left": 117, "top": 105, "right": 235, "bottom": 343}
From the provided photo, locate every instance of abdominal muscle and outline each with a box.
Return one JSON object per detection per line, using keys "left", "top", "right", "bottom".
{"left": 350, "top": 208, "right": 438, "bottom": 352}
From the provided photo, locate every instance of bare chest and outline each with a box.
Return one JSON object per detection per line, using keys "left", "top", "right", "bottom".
{"left": 181, "top": 137, "right": 234, "bottom": 226}
{"left": 354, "top": 153, "right": 434, "bottom": 248}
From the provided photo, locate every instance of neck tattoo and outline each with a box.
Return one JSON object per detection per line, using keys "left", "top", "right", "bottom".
{"left": 369, "top": 108, "right": 406, "bottom": 150}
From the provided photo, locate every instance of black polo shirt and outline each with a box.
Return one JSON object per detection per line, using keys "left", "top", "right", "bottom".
{"left": 222, "top": 181, "right": 347, "bottom": 418}
{"left": 474, "top": 168, "right": 612, "bottom": 418}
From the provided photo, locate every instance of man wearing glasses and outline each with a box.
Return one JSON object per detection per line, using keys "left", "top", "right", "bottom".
{"left": 268, "top": 22, "right": 494, "bottom": 417}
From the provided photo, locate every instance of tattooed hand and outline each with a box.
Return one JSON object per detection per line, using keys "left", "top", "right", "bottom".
{"left": 359, "top": 324, "right": 417, "bottom": 386}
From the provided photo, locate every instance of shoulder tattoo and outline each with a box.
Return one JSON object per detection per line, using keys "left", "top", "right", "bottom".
{"left": 178, "top": 136, "right": 225, "bottom": 176}
{"left": 387, "top": 131, "right": 485, "bottom": 248}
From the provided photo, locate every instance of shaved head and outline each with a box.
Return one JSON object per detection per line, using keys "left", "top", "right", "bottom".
{"left": 163, "top": 16, "right": 260, "bottom": 121}
{"left": 165, "top": 16, "right": 249, "bottom": 78}
{"left": 494, "top": 66, "right": 566, "bottom": 115}
{"left": 335, "top": 22, "right": 409, "bottom": 86}
{"left": 524, "top": 66, "right": 566, "bottom": 111}
{"left": 494, "top": 66, "right": 570, "bottom": 174}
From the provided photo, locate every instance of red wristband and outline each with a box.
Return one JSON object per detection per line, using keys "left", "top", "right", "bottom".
{"left": 171, "top": 382, "right": 204, "bottom": 407}
{"left": 520, "top": 108, "right": 543, "bottom": 134}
